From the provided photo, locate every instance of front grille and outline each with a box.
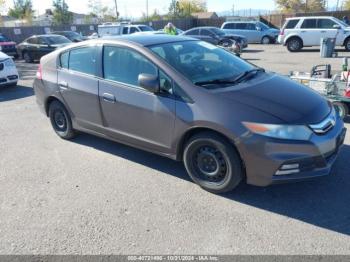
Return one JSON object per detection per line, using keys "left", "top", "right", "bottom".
{"left": 7, "top": 75, "right": 18, "bottom": 80}
{"left": 309, "top": 110, "right": 336, "bottom": 135}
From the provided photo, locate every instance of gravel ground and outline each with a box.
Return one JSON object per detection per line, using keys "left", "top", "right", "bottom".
{"left": 0, "top": 48, "right": 349, "bottom": 255}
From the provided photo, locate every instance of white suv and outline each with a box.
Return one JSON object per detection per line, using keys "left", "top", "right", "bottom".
{"left": 278, "top": 16, "right": 350, "bottom": 52}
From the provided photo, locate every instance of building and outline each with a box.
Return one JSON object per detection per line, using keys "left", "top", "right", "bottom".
{"left": 191, "top": 12, "right": 219, "bottom": 19}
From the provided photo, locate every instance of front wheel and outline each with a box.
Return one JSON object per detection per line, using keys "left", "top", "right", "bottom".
{"left": 49, "top": 100, "right": 76, "bottom": 139}
{"left": 287, "top": 38, "right": 303, "bottom": 52}
{"left": 261, "top": 36, "right": 271, "bottom": 45}
{"left": 333, "top": 101, "right": 349, "bottom": 119}
{"left": 183, "top": 132, "right": 244, "bottom": 194}
{"left": 344, "top": 38, "right": 350, "bottom": 51}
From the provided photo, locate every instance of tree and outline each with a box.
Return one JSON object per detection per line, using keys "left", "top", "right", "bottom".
{"left": 343, "top": 0, "right": 350, "bottom": 10}
{"left": 178, "top": 0, "right": 207, "bottom": 16}
{"left": 275, "top": 0, "right": 325, "bottom": 13}
{"left": 168, "top": 0, "right": 182, "bottom": 18}
{"left": 52, "top": 0, "right": 73, "bottom": 25}
{"left": 140, "top": 9, "right": 161, "bottom": 22}
{"left": 168, "top": 0, "right": 207, "bottom": 18}
{"left": 8, "top": 0, "right": 34, "bottom": 20}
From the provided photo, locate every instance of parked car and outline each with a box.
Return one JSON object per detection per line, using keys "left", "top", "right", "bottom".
{"left": 0, "top": 51, "right": 19, "bottom": 87}
{"left": 158, "top": 28, "right": 184, "bottom": 35}
{"left": 0, "top": 34, "right": 18, "bottom": 58}
{"left": 33, "top": 35, "right": 346, "bottom": 193}
{"left": 98, "top": 23, "right": 154, "bottom": 37}
{"left": 221, "top": 21, "right": 280, "bottom": 44}
{"left": 17, "top": 35, "right": 72, "bottom": 63}
{"left": 182, "top": 27, "right": 248, "bottom": 49}
{"left": 278, "top": 16, "right": 350, "bottom": 52}
{"left": 52, "top": 31, "right": 86, "bottom": 42}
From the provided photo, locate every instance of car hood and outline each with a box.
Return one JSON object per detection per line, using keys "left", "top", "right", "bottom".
{"left": 217, "top": 73, "right": 331, "bottom": 125}
{"left": 0, "top": 41, "right": 16, "bottom": 46}
{"left": 0, "top": 51, "right": 10, "bottom": 60}
{"left": 268, "top": 28, "right": 280, "bottom": 34}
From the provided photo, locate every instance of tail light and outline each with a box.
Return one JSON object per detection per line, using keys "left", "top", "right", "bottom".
{"left": 345, "top": 87, "right": 350, "bottom": 98}
{"left": 36, "top": 64, "right": 42, "bottom": 80}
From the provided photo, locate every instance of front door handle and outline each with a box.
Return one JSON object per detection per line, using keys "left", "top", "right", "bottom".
{"left": 59, "top": 81, "right": 68, "bottom": 90}
{"left": 102, "top": 93, "right": 115, "bottom": 103}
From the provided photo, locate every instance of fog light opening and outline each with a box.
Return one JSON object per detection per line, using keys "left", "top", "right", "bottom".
{"left": 275, "top": 163, "right": 300, "bottom": 176}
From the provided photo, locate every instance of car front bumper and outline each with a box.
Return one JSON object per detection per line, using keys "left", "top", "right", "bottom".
{"left": 0, "top": 66, "right": 19, "bottom": 85}
{"left": 238, "top": 116, "right": 346, "bottom": 187}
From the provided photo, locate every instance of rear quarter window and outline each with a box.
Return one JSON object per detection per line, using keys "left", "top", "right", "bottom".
{"left": 223, "top": 23, "right": 235, "bottom": 29}
{"left": 69, "top": 47, "right": 97, "bottom": 75}
{"left": 285, "top": 19, "right": 300, "bottom": 29}
{"left": 60, "top": 52, "right": 69, "bottom": 69}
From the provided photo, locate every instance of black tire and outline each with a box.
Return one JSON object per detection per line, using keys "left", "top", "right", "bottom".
{"left": 13, "top": 54, "right": 19, "bottom": 60}
{"left": 49, "top": 100, "right": 76, "bottom": 139}
{"left": 23, "top": 52, "right": 33, "bottom": 63}
{"left": 183, "top": 132, "right": 244, "bottom": 194}
{"left": 333, "top": 101, "right": 349, "bottom": 119}
{"left": 286, "top": 37, "right": 303, "bottom": 52}
{"left": 261, "top": 36, "right": 271, "bottom": 45}
{"left": 344, "top": 38, "right": 350, "bottom": 51}
{"left": 219, "top": 39, "right": 233, "bottom": 48}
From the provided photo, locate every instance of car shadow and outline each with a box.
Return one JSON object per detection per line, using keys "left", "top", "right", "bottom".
{"left": 72, "top": 133, "right": 350, "bottom": 236}
{"left": 243, "top": 49, "right": 264, "bottom": 53}
{"left": 0, "top": 85, "right": 34, "bottom": 102}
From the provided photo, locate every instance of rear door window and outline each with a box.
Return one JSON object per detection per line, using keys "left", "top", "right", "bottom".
{"left": 129, "top": 27, "right": 138, "bottom": 34}
{"left": 69, "top": 47, "right": 97, "bottom": 75}
{"left": 27, "top": 37, "right": 38, "bottom": 44}
{"left": 201, "top": 29, "right": 212, "bottom": 36}
{"left": 246, "top": 23, "right": 256, "bottom": 30}
{"left": 285, "top": 19, "right": 300, "bottom": 29}
{"left": 235, "top": 23, "right": 246, "bottom": 29}
{"left": 301, "top": 19, "right": 317, "bottom": 29}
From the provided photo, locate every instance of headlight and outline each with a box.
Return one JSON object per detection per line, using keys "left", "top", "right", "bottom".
{"left": 4, "top": 58, "right": 15, "bottom": 67}
{"left": 243, "top": 122, "right": 313, "bottom": 140}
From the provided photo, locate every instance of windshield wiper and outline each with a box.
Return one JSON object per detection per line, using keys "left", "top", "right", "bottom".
{"left": 231, "top": 68, "right": 265, "bottom": 84}
{"left": 195, "top": 68, "right": 265, "bottom": 87}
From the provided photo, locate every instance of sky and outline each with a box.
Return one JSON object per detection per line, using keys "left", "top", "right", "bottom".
{"left": 3, "top": 0, "right": 341, "bottom": 18}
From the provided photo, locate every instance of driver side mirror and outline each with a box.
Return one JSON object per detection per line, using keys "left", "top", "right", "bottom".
{"left": 138, "top": 73, "right": 159, "bottom": 93}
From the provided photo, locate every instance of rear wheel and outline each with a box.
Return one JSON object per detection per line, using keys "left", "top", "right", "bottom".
{"left": 261, "top": 36, "right": 271, "bottom": 45}
{"left": 23, "top": 52, "right": 33, "bottom": 63}
{"left": 333, "top": 101, "right": 349, "bottom": 119}
{"left": 344, "top": 38, "right": 350, "bottom": 51}
{"left": 49, "top": 100, "right": 76, "bottom": 139}
{"left": 287, "top": 37, "right": 303, "bottom": 52}
{"left": 183, "top": 132, "right": 244, "bottom": 194}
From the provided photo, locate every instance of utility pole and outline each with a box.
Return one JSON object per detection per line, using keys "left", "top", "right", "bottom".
{"left": 146, "top": 0, "right": 149, "bottom": 21}
{"left": 114, "top": 0, "right": 118, "bottom": 20}
{"left": 336, "top": 0, "right": 340, "bottom": 11}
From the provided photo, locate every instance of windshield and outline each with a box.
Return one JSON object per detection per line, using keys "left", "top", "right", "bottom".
{"left": 139, "top": 26, "right": 154, "bottom": 32}
{"left": 149, "top": 41, "right": 255, "bottom": 87}
{"left": 257, "top": 22, "right": 270, "bottom": 30}
{"left": 47, "top": 36, "right": 71, "bottom": 44}
{"left": 333, "top": 17, "right": 349, "bottom": 27}
{"left": 0, "top": 35, "right": 10, "bottom": 42}
{"left": 210, "top": 28, "right": 225, "bottom": 36}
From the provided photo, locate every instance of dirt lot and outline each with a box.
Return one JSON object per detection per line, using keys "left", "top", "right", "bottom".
{"left": 0, "top": 46, "right": 349, "bottom": 255}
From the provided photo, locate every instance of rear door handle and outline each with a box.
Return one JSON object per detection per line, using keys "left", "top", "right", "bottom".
{"left": 102, "top": 93, "right": 115, "bottom": 103}
{"left": 59, "top": 81, "right": 68, "bottom": 90}
{"left": 321, "top": 31, "right": 327, "bottom": 33}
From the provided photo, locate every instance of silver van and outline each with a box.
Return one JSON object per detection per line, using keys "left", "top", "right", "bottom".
{"left": 221, "top": 21, "right": 280, "bottom": 44}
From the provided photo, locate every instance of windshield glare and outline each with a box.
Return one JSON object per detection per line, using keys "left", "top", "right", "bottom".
{"left": 0, "top": 35, "right": 9, "bottom": 42}
{"left": 139, "top": 26, "right": 154, "bottom": 32}
{"left": 47, "top": 36, "right": 71, "bottom": 44}
{"left": 149, "top": 41, "right": 255, "bottom": 86}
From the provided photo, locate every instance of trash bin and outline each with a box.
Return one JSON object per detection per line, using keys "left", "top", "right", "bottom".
{"left": 320, "top": 38, "right": 336, "bottom": 58}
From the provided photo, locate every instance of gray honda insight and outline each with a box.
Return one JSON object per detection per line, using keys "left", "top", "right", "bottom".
{"left": 33, "top": 35, "right": 347, "bottom": 193}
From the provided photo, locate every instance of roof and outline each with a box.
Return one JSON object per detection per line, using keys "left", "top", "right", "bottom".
{"left": 286, "top": 16, "right": 334, "bottom": 20}
{"left": 192, "top": 12, "right": 218, "bottom": 19}
{"left": 102, "top": 34, "right": 195, "bottom": 46}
